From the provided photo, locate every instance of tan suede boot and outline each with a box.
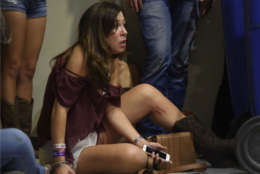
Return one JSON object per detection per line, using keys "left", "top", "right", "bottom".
{"left": 15, "top": 96, "right": 33, "bottom": 136}
{"left": 1, "top": 100, "right": 19, "bottom": 128}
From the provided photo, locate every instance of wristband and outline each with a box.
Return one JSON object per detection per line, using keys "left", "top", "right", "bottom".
{"left": 53, "top": 150, "right": 65, "bottom": 157}
{"left": 133, "top": 135, "right": 143, "bottom": 145}
{"left": 53, "top": 143, "right": 66, "bottom": 149}
{"left": 49, "top": 161, "right": 70, "bottom": 174}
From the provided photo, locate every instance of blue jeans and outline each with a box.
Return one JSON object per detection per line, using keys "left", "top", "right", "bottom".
{"left": 136, "top": 0, "right": 199, "bottom": 137}
{"left": 1, "top": 0, "right": 47, "bottom": 18}
{"left": 0, "top": 128, "right": 45, "bottom": 174}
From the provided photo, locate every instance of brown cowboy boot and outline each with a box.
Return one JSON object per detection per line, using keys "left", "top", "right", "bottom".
{"left": 15, "top": 96, "right": 33, "bottom": 136}
{"left": 1, "top": 100, "right": 20, "bottom": 128}
{"left": 173, "top": 112, "right": 237, "bottom": 167}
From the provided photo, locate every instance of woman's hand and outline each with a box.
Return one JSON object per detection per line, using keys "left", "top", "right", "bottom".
{"left": 128, "top": 0, "right": 143, "bottom": 13}
{"left": 135, "top": 137, "right": 166, "bottom": 150}
{"left": 146, "top": 142, "right": 172, "bottom": 170}
{"left": 151, "top": 152, "right": 172, "bottom": 170}
{"left": 135, "top": 137, "right": 172, "bottom": 170}
{"left": 147, "top": 141, "right": 167, "bottom": 151}
{"left": 52, "top": 164, "right": 75, "bottom": 174}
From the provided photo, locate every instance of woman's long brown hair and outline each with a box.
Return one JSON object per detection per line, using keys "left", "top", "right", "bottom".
{"left": 52, "top": 2, "right": 125, "bottom": 90}
{"left": 79, "top": 2, "right": 125, "bottom": 89}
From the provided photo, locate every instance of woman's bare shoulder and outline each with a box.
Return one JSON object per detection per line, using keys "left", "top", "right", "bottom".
{"left": 66, "top": 44, "right": 87, "bottom": 77}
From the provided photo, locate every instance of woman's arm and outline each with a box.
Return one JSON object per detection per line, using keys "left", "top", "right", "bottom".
{"left": 106, "top": 104, "right": 140, "bottom": 143}
{"left": 50, "top": 45, "right": 85, "bottom": 173}
{"left": 51, "top": 45, "right": 86, "bottom": 152}
{"left": 105, "top": 104, "right": 166, "bottom": 151}
{"left": 51, "top": 99, "right": 68, "bottom": 163}
{"left": 51, "top": 99, "right": 75, "bottom": 174}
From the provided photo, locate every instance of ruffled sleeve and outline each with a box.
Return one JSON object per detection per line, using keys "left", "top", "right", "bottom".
{"left": 54, "top": 67, "right": 87, "bottom": 108}
{"left": 103, "top": 85, "right": 124, "bottom": 107}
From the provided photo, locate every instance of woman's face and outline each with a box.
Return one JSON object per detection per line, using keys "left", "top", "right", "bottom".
{"left": 105, "top": 12, "right": 127, "bottom": 55}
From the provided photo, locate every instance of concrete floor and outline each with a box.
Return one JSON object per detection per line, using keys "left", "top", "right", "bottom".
{"left": 3, "top": 168, "right": 249, "bottom": 174}
{"left": 167, "top": 159, "right": 248, "bottom": 174}
{"left": 172, "top": 168, "right": 248, "bottom": 174}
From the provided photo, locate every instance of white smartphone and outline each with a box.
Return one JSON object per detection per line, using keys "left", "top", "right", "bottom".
{"left": 142, "top": 144, "right": 171, "bottom": 162}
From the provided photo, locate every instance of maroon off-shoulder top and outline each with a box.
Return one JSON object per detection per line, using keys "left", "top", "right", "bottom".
{"left": 37, "top": 55, "right": 123, "bottom": 163}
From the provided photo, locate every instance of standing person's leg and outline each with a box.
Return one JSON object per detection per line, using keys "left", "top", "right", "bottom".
{"left": 16, "top": 0, "right": 47, "bottom": 135}
{"left": 1, "top": 10, "right": 27, "bottom": 128}
{"left": 168, "top": 0, "right": 198, "bottom": 108}
{"left": 139, "top": 0, "right": 172, "bottom": 99}
{"left": 0, "top": 128, "right": 46, "bottom": 174}
{"left": 137, "top": 0, "right": 173, "bottom": 137}
{"left": 76, "top": 143, "right": 147, "bottom": 174}
{"left": 16, "top": 4, "right": 46, "bottom": 102}
{"left": 16, "top": 17, "right": 46, "bottom": 135}
{"left": 1, "top": 11, "right": 26, "bottom": 104}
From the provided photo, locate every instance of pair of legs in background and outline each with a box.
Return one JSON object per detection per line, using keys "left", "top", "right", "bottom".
{"left": 75, "top": 84, "right": 235, "bottom": 174}
{"left": 136, "top": 0, "right": 199, "bottom": 137}
{"left": 1, "top": 0, "right": 46, "bottom": 135}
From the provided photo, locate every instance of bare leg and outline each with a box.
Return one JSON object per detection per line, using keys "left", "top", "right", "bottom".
{"left": 121, "top": 84, "right": 236, "bottom": 167}
{"left": 17, "top": 16, "right": 46, "bottom": 102}
{"left": 121, "top": 84, "right": 185, "bottom": 130}
{"left": 1, "top": 11, "right": 26, "bottom": 104}
{"left": 76, "top": 143, "right": 147, "bottom": 174}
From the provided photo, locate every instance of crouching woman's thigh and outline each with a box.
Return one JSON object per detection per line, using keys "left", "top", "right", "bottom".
{"left": 76, "top": 143, "right": 147, "bottom": 174}
{"left": 122, "top": 83, "right": 161, "bottom": 105}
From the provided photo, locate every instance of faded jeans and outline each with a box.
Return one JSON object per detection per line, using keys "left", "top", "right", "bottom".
{"left": 136, "top": 0, "right": 199, "bottom": 137}
{"left": 0, "top": 128, "right": 45, "bottom": 174}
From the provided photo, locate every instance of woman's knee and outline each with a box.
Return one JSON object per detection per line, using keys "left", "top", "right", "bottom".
{"left": 19, "top": 63, "right": 37, "bottom": 81}
{"left": 135, "top": 84, "right": 160, "bottom": 101}
{"left": 3, "top": 58, "right": 22, "bottom": 78}
{"left": 123, "top": 144, "right": 146, "bottom": 165}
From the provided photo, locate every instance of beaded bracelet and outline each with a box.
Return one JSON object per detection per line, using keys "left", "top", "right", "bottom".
{"left": 133, "top": 135, "right": 143, "bottom": 145}
{"left": 53, "top": 143, "right": 66, "bottom": 149}
{"left": 53, "top": 150, "right": 65, "bottom": 157}
{"left": 52, "top": 161, "right": 68, "bottom": 168}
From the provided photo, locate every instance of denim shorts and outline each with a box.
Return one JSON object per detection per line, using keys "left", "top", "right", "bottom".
{"left": 1, "top": 0, "right": 47, "bottom": 18}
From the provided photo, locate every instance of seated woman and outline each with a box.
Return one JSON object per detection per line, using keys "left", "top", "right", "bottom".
{"left": 37, "top": 2, "right": 235, "bottom": 174}
{"left": 0, "top": 128, "right": 49, "bottom": 174}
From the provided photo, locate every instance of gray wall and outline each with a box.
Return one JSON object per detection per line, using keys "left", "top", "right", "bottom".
{"left": 184, "top": 0, "right": 225, "bottom": 127}
{"left": 32, "top": 0, "right": 224, "bottom": 134}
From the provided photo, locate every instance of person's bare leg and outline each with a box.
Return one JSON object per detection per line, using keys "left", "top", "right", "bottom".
{"left": 16, "top": 16, "right": 46, "bottom": 102}
{"left": 121, "top": 84, "right": 185, "bottom": 129}
{"left": 1, "top": 11, "right": 26, "bottom": 104}
{"left": 121, "top": 84, "right": 236, "bottom": 167}
{"left": 76, "top": 143, "right": 147, "bottom": 174}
